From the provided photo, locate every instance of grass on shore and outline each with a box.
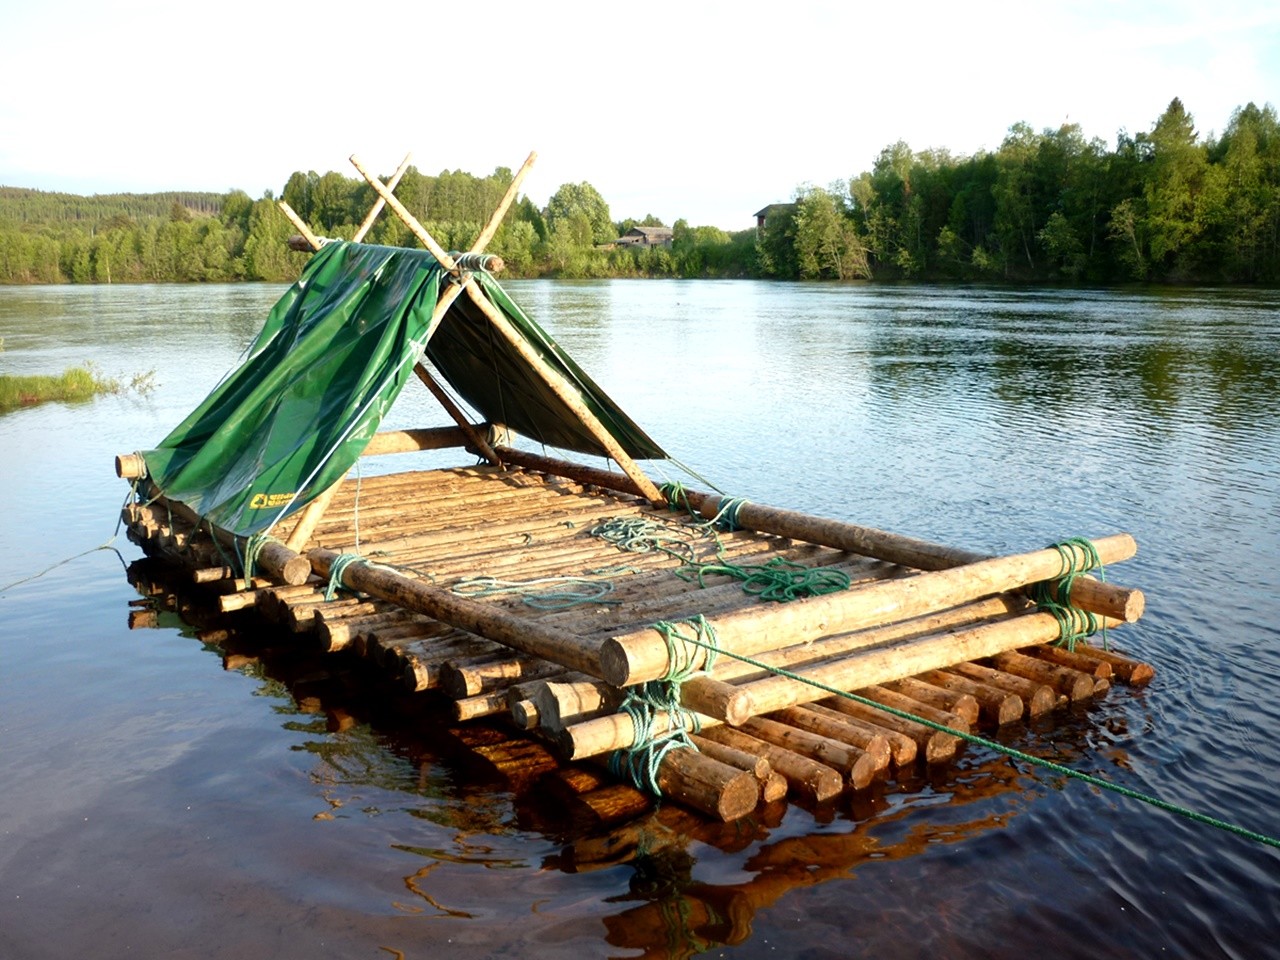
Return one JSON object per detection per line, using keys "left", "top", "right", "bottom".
{"left": 0, "top": 363, "right": 155, "bottom": 414}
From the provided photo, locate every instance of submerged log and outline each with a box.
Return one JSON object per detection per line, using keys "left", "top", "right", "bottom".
{"left": 947, "top": 661, "right": 1057, "bottom": 717}
{"left": 916, "top": 668, "right": 1024, "bottom": 726}
{"left": 1067, "top": 644, "right": 1155, "bottom": 685}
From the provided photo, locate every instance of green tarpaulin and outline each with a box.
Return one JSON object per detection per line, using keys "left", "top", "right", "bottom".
{"left": 140, "top": 241, "right": 665, "bottom": 537}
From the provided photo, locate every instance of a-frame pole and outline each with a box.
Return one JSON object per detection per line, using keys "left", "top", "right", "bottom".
{"left": 352, "top": 152, "right": 413, "bottom": 242}
{"left": 349, "top": 153, "right": 665, "bottom": 505}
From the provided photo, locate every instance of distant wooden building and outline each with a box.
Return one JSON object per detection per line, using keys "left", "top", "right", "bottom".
{"left": 754, "top": 203, "right": 796, "bottom": 233}
{"left": 615, "top": 225, "right": 674, "bottom": 248}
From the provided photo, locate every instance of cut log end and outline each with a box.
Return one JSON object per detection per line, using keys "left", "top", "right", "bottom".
{"left": 115, "top": 452, "right": 147, "bottom": 479}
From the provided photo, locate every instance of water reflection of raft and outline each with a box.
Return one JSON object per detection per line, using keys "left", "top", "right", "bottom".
{"left": 115, "top": 150, "right": 1152, "bottom": 823}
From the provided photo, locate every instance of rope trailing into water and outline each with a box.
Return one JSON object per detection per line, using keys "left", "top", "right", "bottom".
{"left": 666, "top": 630, "right": 1280, "bottom": 851}
{"left": 1031, "top": 536, "right": 1105, "bottom": 651}
{"left": 608, "top": 617, "right": 720, "bottom": 796}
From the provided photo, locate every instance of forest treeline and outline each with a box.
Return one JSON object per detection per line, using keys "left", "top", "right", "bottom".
{"left": 1, "top": 98, "right": 1277, "bottom": 286}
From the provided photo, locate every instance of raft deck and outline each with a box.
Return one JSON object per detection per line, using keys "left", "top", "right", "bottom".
{"left": 121, "top": 449, "right": 1152, "bottom": 823}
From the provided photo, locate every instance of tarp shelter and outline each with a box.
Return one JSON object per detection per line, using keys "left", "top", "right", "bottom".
{"left": 138, "top": 240, "right": 666, "bottom": 536}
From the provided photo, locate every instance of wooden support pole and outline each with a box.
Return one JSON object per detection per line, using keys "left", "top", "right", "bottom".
{"left": 352, "top": 153, "right": 412, "bottom": 242}
{"left": 413, "top": 364, "right": 504, "bottom": 466}
{"left": 349, "top": 153, "right": 665, "bottom": 505}
{"left": 277, "top": 200, "right": 322, "bottom": 251}
{"left": 470, "top": 150, "right": 537, "bottom": 256}
{"left": 361, "top": 426, "right": 470, "bottom": 456}
{"left": 600, "top": 534, "right": 1138, "bottom": 687}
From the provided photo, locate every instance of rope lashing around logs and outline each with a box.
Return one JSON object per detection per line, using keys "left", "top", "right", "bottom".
{"left": 1030, "top": 536, "right": 1105, "bottom": 651}
{"left": 242, "top": 532, "right": 279, "bottom": 582}
{"left": 658, "top": 628, "right": 1280, "bottom": 851}
{"left": 324, "top": 552, "right": 376, "bottom": 600}
{"left": 609, "top": 680, "right": 702, "bottom": 794}
{"left": 607, "top": 617, "right": 719, "bottom": 796}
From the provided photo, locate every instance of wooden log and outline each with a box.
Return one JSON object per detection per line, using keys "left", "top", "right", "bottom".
{"left": 800, "top": 703, "right": 917, "bottom": 766}
{"left": 277, "top": 201, "right": 322, "bottom": 251}
{"left": 769, "top": 706, "right": 892, "bottom": 772}
{"left": 816, "top": 696, "right": 958, "bottom": 764}
{"left": 762, "top": 770, "right": 788, "bottom": 804}
{"left": 739, "top": 716, "right": 879, "bottom": 790}
{"left": 601, "top": 535, "right": 1138, "bottom": 686}
{"left": 855, "top": 685, "right": 971, "bottom": 735}
{"left": 413, "top": 364, "right": 504, "bottom": 467}
{"left": 642, "top": 747, "right": 759, "bottom": 822}
{"left": 881, "top": 677, "right": 980, "bottom": 726}
{"left": 350, "top": 152, "right": 664, "bottom": 504}
{"left": 116, "top": 452, "right": 147, "bottom": 479}
{"left": 688, "top": 734, "right": 771, "bottom": 781}
{"left": 351, "top": 152, "right": 412, "bottom": 242}
{"left": 511, "top": 698, "right": 539, "bottom": 730}
{"left": 573, "top": 783, "right": 654, "bottom": 826}
{"left": 947, "top": 661, "right": 1057, "bottom": 717}
{"left": 711, "top": 609, "right": 1124, "bottom": 726}
{"left": 917, "top": 669, "right": 1024, "bottom": 726}
{"left": 532, "top": 677, "right": 625, "bottom": 731}
{"left": 1066, "top": 644, "right": 1155, "bottom": 685}
{"left": 146, "top": 490, "right": 310, "bottom": 586}
{"left": 697, "top": 725, "right": 843, "bottom": 803}
{"left": 481, "top": 450, "right": 1143, "bottom": 624}
{"left": 361, "top": 426, "right": 471, "bottom": 457}
{"left": 1030, "top": 645, "right": 1113, "bottom": 678}
{"left": 470, "top": 150, "right": 537, "bottom": 256}
{"left": 310, "top": 547, "right": 610, "bottom": 677}
{"left": 990, "top": 650, "right": 1094, "bottom": 701}
{"left": 398, "top": 635, "right": 505, "bottom": 691}
{"left": 439, "top": 653, "right": 566, "bottom": 699}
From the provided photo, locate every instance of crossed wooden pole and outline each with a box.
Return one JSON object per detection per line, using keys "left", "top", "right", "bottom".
{"left": 278, "top": 149, "right": 664, "bottom": 552}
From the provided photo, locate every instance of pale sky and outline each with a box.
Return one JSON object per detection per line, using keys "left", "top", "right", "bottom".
{"left": 2, "top": 0, "right": 1277, "bottom": 230}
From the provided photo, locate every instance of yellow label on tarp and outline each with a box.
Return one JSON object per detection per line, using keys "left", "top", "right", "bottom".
{"left": 249, "top": 492, "right": 295, "bottom": 509}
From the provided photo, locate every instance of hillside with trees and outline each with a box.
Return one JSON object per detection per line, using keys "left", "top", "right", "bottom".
{"left": 1, "top": 98, "right": 1277, "bottom": 286}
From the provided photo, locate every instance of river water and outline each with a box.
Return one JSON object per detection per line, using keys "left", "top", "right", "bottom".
{"left": 0, "top": 279, "right": 1277, "bottom": 959}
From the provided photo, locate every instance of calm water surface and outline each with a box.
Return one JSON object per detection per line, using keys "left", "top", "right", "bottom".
{"left": 1, "top": 280, "right": 1277, "bottom": 959}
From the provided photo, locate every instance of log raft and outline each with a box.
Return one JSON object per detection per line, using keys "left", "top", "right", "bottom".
{"left": 118, "top": 448, "right": 1153, "bottom": 823}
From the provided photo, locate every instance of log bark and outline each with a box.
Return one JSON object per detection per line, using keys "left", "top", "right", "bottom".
{"left": 947, "top": 661, "right": 1057, "bottom": 717}
{"left": 1066, "top": 645, "right": 1155, "bottom": 685}
{"left": 990, "top": 650, "right": 1095, "bottom": 701}
{"left": 916, "top": 669, "right": 1023, "bottom": 726}
{"left": 309, "top": 547, "right": 609, "bottom": 676}
{"left": 696, "top": 725, "right": 843, "bottom": 803}
{"left": 601, "top": 535, "right": 1138, "bottom": 686}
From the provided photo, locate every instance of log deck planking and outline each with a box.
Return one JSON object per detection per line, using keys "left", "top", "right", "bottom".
{"left": 120, "top": 454, "right": 1153, "bottom": 823}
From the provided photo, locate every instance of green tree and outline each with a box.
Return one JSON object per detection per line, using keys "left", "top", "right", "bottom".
{"left": 545, "top": 182, "right": 613, "bottom": 245}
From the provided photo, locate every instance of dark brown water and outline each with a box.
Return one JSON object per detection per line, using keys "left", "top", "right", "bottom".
{"left": 1, "top": 280, "right": 1277, "bottom": 959}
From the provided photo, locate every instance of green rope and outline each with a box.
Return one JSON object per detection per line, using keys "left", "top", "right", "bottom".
{"left": 668, "top": 630, "right": 1280, "bottom": 850}
{"left": 1031, "top": 537, "right": 1105, "bottom": 651}
{"left": 676, "top": 555, "right": 851, "bottom": 602}
{"left": 450, "top": 574, "right": 616, "bottom": 610}
{"left": 609, "top": 678, "right": 703, "bottom": 794}
{"left": 589, "top": 516, "right": 702, "bottom": 563}
{"left": 606, "top": 617, "right": 720, "bottom": 796}
{"left": 593, "top": 494, "right": 848, "bottom": 603}
{"left": 324, "top": 552, "right": 368, "bottom": 600}
{"left": 242, "top": 533, "right": 277, "bottom": 582}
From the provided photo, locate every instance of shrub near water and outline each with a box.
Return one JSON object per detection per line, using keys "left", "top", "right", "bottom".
{"left": 0, "top": 364, "right": 154, "bottom": 413}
